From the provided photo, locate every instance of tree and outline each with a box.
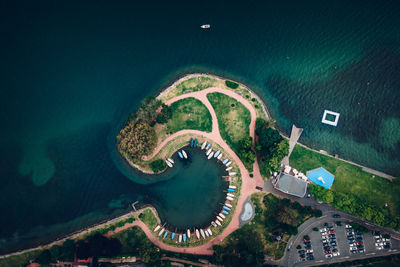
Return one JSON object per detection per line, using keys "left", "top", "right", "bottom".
{"left": 117, "top": 121, "right": 157, "bottom": 159}
{"left": 258, "top": 127, "right": 282, "bottom": 155}
{"left": 255, "top": 118, "right": 266, "bottom": 135}
{"left": 60, "top": 239, "right": 75, "bottom": 261}
{"left": 136, "top": 96, "right": 162, "bottom": 123}
{"left": 36, "top": 249, "right": 51, "bottom": 264}
{"left": 239, "top": 136, "right": 253, "bottom": 150}
{"left": 150, "top": 159, "right": 166, "bottom": 173}
{"left": 225, "top": 80, "right": 239, "bottom": 89}
{"left": 156, "top": 103, "right": 172, "bottom": 124}
{"left": 76, "top": 233, "right": 122, "bottom": 259}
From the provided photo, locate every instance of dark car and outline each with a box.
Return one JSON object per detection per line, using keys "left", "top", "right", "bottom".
{"left": 331, "top": 242, "right": 337, "bottom": 246}
{"left": 299, "top": 254, "right": 305, "bottom": 258}
{"left": 327, "top": 227, "right": 334, "bottom": 230}
{"left": 298, "top": 250, "right": 305, "bottom": 254}
{"left": 332, "top": 214, "right": 341, "bottom": 218}
{"left": 307, "top": 256, "right": 315, "bottom": 261}
{"left": 329, "top": 234, "right": 336, "bottom": 238}
{"left": 304, "top": 241, "right": 311, "bottom": 245}
{"left": 332, "top": 248, "right": 338, "bottom": 253}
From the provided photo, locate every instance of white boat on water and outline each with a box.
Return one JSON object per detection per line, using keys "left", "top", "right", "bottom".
{"left": 227, "top": 193, "right": 235, "bottom": 197}
{"left": 200, "top": 229, "right": 206, "bottom": 239}
{"left": 225, "top": 203, "right": 232, "bottom": 208}
{"left": 215, "top": 220, "right": 222, "bottom": 226}
{"left": 217, "top": 153, "right": 223, "bottom": 160}
{"left": 229, "top": 172, "right": 236, "bottom": 176}
{"left": 226, "top": 166, "right": 232, "bottom": 171}
{"left": 182, "top": 150, "right": 187, "bottom": 159}
{"left": 216, "top": 216, "right": 224, "bottom": 222}
{"left": 205, "top": 229, "right": 210, "bottom": 237}
{"left": 226, "top": 161, "right": 232, "bottom": 166}
{"left": 167, "top": 158, "right": 174, "bottom": 164}
{"left": 226, "top": 196, "right": 234, "bottom": 201}
{"left": 166, "top": 160, "right": 173, "bottom": 167}
{"left": 158, "top": 228, "right": 165, "bottom": 236}
{"left": 201, "top": 141, "right": 207, "bottom": 150}
{"left": 211, "top": 221, "right": 217, "bottom": 227}
{"left": 196, "top": 229, "right": 200, "bottom": 239}
{"left": 219, "top": 213, "right": 226, "bottom": 219}
{"left": 222, "top": 158, "right": 229, "bottom": 164}
{"left": 153, "top": 225, "right": 160, "bottom": 232}
{"left": 187, "top": 229, "right": 191, "bottom": 239}
{"left": 207, "top": 229, "right": 213, "bottom": 236}
{"left": 206, "top": 143, "right": 211, "bottom": 149}
{"left": 214, "top": 150, "right": 220, "bottom": 158}
{"left": 179, "top": 234, "right": 182, "bottom": 243}
{"left": 208, "top": 152, "right": 214, "bottom": 159}
{"left": 206, "top": 148, "right": 212, "bottom": 156}
{"left": 201, "top": 24, "right": 210, "bottom": 29}
{"left": 229, "top": 185, "right": 237, "bottom": 189}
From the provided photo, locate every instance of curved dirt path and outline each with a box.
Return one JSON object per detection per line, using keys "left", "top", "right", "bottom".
{"left": 128, "top": 87, "right": 264, "bottom": 255}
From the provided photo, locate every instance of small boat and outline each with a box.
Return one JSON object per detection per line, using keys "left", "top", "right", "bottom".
{"left": 207, "top": 229, "right": 213, "bottom": 236}
{"left": 153, "top": 225, "right": 160, "bottom": 232}
{"left": 206, "top": 148, "right": 212, "bottom": 156}
{"left": 158, "top": 228, "right": 165, "bottom": 236}
{"left": 200, "top": 229, "right": 206, "bottom": 239}
{"left": 182, "top": 150, "right": 187, "bottom": 159}
{"left": 187, "top": 229, "right": 191, "bottom": 239}
{"left": 208, "top": 152, "right": 214, "bottom": 159}
{"left": 229, "top": 185, "right": 237, "bottom": 189}
{"left": 226, "top": 196, "right": 234, "bottom": 201}
{"left": 225, "top": 203, "right": 232, "bottom": 208}
{"left": 171, "top": 232, "right": 175, "bottom": 240}
{"left": 167, "top": 158, "right": 174, "bottom": 164}
{"left": 194, "top": 139, "right": 198, "bottom": 147}
{"left": 178, "top": 151, "right": 183, "bottom": 159}
{"left": 166, "top": 160, "right": 173, "bottom": 167}
{"left": 226, "top": 166, "right": 232, "bottom": 171}
{"left": 217, "top": 153, "right": 223, "bottom": 160}
{"left": 226, "top": 161, "right": 232, "bottom": 166}
{"left": 190, "top": 138, "right": 194, "bottom": 147}
{"left": 229, "top": 172, "right": 236, "bottom": 176}
{"left": 196, "top": 229, "right": 200, "bottom": 239}
{"left": 201, "top": 24, "right": 210, "bottom": 29}
{"left": 183, "top": 233, "right": 187, "bottom": 242}
{"left": 227, "top": 188, "right": 235, "bottom": 192}
{"left": 216, "top": 216, "right": 223, "bottom": 222}
{"left": 215, "top": 220, "right": 222, "bottom": 226}
{"left": 201, "top": 141, "right": 207, "bottom": 150}
{"left": 206, "top": 143, "right": 211, "bottom": 149}
{"left": 214, "top": 150, "right": 221, "bottom": 158}
{"left": 223, "top": 206, "right": 231, "bottom": 211}
{"left": 211, "top": 221, "right": 217, "bottom": 227}
{"left": 222, "top": 210, "right": 229, "bottom": 215}
{"left": 222, "top": 158, "right": 229, "bottom": 164}
{"left": 227, "top": 193, "right": 235, "bottom": 197}
{"left": 179, "top": 234, "right": 182, "bottom": 243}
{"left": 205, "top": 230, "right": 209, "bottom": 238}
{"left": 219, "top": 213, "right": 226, "bottom": 219}
{"left": 163, "top": 231, "right": 168, "bottom": 239}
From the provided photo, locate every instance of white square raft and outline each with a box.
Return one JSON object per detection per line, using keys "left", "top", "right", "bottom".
{"left": 321, "top": 110, "right": 340, "bottom": 126}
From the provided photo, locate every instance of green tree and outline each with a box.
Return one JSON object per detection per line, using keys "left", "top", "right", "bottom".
{"left": 225, "top": 80, "right": 239, "bottom": 89}
{"left": 136, "top": 96, "right": 162, "bottom": 123}
{"left": 255, "top": 118, "right": 266, "bottom": 135}
{"left": 150, "top": 159, "right": 166, "bottom": 173}
{"left": 156, "top": 103, "right": 172, "bottom": 124}
{"left": 258, "top": 127, "right": 282, "bottom": 155}
{"left": 36, "top": 249, "right": 51, "bottom": 264}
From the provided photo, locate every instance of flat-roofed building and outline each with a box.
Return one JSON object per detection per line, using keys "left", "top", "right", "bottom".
{"left": 273, "top": 172, "right": 308, "bottom": 198}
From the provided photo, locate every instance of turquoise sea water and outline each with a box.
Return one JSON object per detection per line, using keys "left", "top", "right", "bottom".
{"left": 0, "top": 0, "right": 399, "bottom": 253}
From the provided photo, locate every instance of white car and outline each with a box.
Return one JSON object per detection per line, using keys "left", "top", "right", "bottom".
{"left": 325, "top": 254, "right": 332, "bottom": 258}
{"left": 345, "top": 224, "right": 351, "bottom": 228}
{"left": 307, "top": 249, "right": 313, "bottom": 253}
{"left": 377, "top": 246, "right": 383, "bottom": 250}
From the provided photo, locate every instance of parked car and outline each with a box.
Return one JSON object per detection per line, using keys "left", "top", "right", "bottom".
{"left": 332, "top": 214, "right": 341, "bottom": 218}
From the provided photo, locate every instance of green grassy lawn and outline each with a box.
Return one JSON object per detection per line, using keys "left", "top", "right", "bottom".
{"left": 289, "top": 145, "right": 400, "bottom": 217}
{"left": 206, "top": 92, "right": 251, "bottom": 155}
{"left": 0, "top": 250, "right": 41, "bottom": 267}
{"left": 165, "top": 97, "right": 212, "bottom": 134}
{"left": 139, "top": 208, "right": 158, "bottom": 230}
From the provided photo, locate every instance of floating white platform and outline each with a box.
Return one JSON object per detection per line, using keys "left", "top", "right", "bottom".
{"left": 321, "top": 110, "right": 340, "bottom": 126}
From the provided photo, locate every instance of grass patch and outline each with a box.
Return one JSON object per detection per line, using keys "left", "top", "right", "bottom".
{"left": 207, "top": 92, "right": 251, "bottom": 155}
{"left": 139, "top": 208, "right": 158, "bottom": 230}
{"left": 166, "top": 97, "right": 212, "bottom": 133}
{"left": 0, "top": 250, "right": 41, "bottom": 267}
{"left": 289, "top": 145, "right": 400, "bottom": 218}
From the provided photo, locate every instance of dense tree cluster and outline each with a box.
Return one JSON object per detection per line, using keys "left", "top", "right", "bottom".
{"left": 238, "top": 136, "right": 256, "bottom": 169}
{"left": 225, "top": 80, "right": 239, "bottom": 89}
{"left": 255, "top": 120, "right": 289, "bottom": 177}
{"left": 149, "top": 159, "right": 166, "bottom": 173}
{"left": 35, "top": 239, "right": 75, "bottom": 264}
{"left": 212, "top": 227, "right": 264, "bottom": 267}
{"left": 155, "top": 103, "right": 172, "bottom": 124}
{"left": 309, "top": 184, "right": 400, "bottom": 231}
{"left": 117, "top": 121, "right": 156, "bottom": 160}
{"left": 76, "top": 233, "right": 121, "bottom": 259}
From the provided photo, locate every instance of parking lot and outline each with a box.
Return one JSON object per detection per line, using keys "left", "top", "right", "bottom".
{"left": 292, "top": 216, "right": 399, "bottom": 265}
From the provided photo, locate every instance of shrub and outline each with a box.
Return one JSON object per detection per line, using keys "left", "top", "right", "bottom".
{"left": 336, "top": 221, "right": 342, "bottom": 226}
{"left": 225, "top": 80, "right": 239, "bottom": 89}
{"left": 150, "top": 159, "right": 166, "bottom": 173}
{"left": 312, "top": 227, "right": 318, "bottom": 231}
{"left": 296, "top": 245, "right": 302, "bottom": 249}
{"left": 313, "top": 209, "right": 323, "bottom": 218}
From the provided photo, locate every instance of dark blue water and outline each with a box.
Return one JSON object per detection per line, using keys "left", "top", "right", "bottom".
{"left": 0, "top": 0, "right": 399, "bottom": 253}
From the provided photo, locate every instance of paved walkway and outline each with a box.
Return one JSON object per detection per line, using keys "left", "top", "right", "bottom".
{"left": 132, "top": 87, "right": 264, "bottom": 254}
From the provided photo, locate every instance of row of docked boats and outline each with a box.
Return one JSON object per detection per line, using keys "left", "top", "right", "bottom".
{"left": 153, "top": 225, "right": 213, "bottom": 243}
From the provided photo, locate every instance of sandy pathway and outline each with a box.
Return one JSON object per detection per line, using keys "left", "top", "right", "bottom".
{"left": 121, "top": 87, "right": 264, "bottom": 255}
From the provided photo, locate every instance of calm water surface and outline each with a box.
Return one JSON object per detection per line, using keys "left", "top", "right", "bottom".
{"left": 0, "top": 0, "right": 399, "bottom": 253}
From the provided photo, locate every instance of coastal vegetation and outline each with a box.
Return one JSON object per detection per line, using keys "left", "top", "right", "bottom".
{"left": 212, "top": 193, "right": 321, "bottom": 263}
{"left": 255, "top": 119, "right": 289, "bottom": 178}
{"left": 150, "top": 159, "right": 166, "bottom": 173}
{"left": 225, "top": 80, "right": 239, "bottom": 89}
{"left": 290, "top": 145, "right": 400, "bottom": 231}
